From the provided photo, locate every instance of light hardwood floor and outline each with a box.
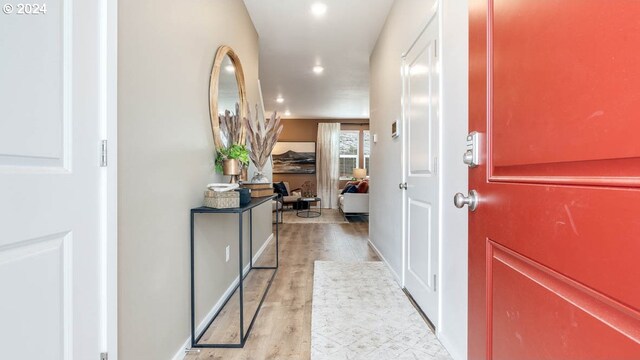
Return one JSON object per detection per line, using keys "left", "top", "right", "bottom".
{"left": 186, "top": 222, "right": 379, "bottom": 360}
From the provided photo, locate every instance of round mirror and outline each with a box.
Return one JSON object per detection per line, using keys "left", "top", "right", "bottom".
{"left": 209, "top": 45, "right": 247, "bottom": 150}
{"left": 217, "top": 55, "right": 239, "bottom": 148}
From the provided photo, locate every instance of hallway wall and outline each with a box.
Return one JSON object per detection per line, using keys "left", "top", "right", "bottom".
{"left": 369, "top": 0, "right": 437, "bottom": 287}
{"left": 437, "top": 1, "right": 469, "bottom": 359}
{"left": 118, "top": 1, "right": 268, "bottom": 359}
{"left": 370, "top": 1, "right": 468, "bottom": 359}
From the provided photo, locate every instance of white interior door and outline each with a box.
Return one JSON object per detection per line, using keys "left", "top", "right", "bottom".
{"left": 0, "top": 1, "right": 104, "bottom": 359}
{"left": 402, "top": 14, "right": 440, "bottom": 327}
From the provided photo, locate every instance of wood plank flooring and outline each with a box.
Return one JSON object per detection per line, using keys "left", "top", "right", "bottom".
{"left": 186, "top": 222, "right": 378, "bottom": 360}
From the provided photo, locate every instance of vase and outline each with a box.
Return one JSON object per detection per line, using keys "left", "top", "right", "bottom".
{"left": 250, "top": 169, "right": 269, "bottom": 183}
{"left": 240, "top": 167, "right": 248, "bottom": 182}
{"left": 222, "top": 159, "right": 241, "bottom": 184}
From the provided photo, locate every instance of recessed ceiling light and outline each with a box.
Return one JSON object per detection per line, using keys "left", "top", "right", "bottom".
{"left": 225, "top": 65, "right": 235, "bottom": 73}
{"left": 276, "top": 96, "right": 284, "bottom": 103}
{"left": 285, "top": 110, "right": 291, "bottom": 116}
{"left": 313, "top": 65, "right": 324, "bottom": 74}
{"left": 311, "top": 2, "right": 327, "bottom": 16}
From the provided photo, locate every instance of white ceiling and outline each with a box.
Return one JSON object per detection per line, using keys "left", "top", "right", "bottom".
{"left": 243, "top": 0, "right": 394, "bottom": 119}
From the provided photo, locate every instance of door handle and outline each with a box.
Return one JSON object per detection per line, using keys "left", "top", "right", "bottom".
{"left": 454, "top": 190, "right": 479, "bottom": 211}
{"left": 399, "top": 182, "right": 407, "bottom": 190}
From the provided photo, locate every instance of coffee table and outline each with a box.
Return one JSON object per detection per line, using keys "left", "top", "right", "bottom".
{"left": 296, "top": 197, "right": 322, "bottom": 218}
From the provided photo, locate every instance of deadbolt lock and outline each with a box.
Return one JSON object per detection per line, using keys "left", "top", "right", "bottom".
{"left": 463, "top": 131, "right": 481, "bottom": 168}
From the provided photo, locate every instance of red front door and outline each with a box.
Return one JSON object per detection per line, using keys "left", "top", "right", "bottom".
{"left": 468, "top": 1, "right": 640, "bottom": 359}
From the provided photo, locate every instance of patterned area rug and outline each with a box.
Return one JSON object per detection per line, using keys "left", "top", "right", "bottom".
{"left": 311, "top": 261, "right": 451, "bottom": 360}
{"left": 281, "top": 208, "right": 348, "bottom": 224}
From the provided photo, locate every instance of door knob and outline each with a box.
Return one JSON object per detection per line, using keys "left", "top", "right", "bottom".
{"left": 399, "top": 182, "right": 407, "bottom": 190}
{"left": 454, "top": 190, "right": 478, "bottom": 211}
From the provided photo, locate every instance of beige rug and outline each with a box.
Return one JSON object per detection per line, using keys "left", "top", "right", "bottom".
{"left": 311, "top": 261, "right": 452, "bottom": 360}
{"left": 281, "top": 208, "right": 348, "bottom": 224}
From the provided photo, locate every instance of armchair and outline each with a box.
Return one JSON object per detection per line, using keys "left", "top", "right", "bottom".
{"left": 274, "top": 181, "right": 302, "bottom": 208}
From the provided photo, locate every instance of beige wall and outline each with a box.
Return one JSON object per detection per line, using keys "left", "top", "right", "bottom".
{"left": 273, "top": 119, "right": 369, "bottom": 192}
{"left": 370, "top": 1, "right": 469, "bottom": 359}
{"left": 370, "top": 0, "right": 436, "bottom": 280}
{"left": 117, "top": 1, "right": 269, "bottom": 359}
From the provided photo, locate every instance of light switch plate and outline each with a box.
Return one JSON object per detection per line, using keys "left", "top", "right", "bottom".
{"left": 373, "top": 134, "right": 378, "bottom": 143}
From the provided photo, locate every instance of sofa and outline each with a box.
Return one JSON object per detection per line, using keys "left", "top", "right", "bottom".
{"left": 338, "top": 180, "right": 369, "bottom": 215}
{"left": 338, "top": 192, "right": 369, "bottom": 215}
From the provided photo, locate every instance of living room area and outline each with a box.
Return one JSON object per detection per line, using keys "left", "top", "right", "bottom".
{"left": 271, "top": 118, "right": 370, "bottom": 224}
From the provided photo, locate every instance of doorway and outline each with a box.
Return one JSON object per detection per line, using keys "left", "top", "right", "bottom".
{"left": 402, "top": 11, "right": 440, "bottom": 328}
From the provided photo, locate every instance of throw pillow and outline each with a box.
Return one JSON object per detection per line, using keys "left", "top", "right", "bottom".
{"left": 356, "top": 181, "right": 369, "bottom": 193}
{"left": 346, "top": 185, "right": 359, "bottom": 193}
{"left": 273, "top": 182, "right": 289, "bottom": 196}
{"left": 341, "top": 184, "right": 355, "bottom": 194}
{"left": 345, "top": 180, "right": 361, "bottom": 187}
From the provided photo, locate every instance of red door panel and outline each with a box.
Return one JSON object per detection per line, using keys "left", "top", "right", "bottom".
{"left": 491, "top": 243, "right": 640, "bottom": 360}
{"left": 492, "top": 1, "right": 640, "bottom": 169}
{"left": 487, "top": 184, "right": 640, "bottom": 309}
{"left": 469, "top": 0, "right": 640, "bottom": 359}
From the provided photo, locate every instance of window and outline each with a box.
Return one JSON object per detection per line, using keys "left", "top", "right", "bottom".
{"left": 363, "top": 130, "right": 370, "bottom": 176}
{"left": 339, "top": 130, "right": 359, "bottom": 179}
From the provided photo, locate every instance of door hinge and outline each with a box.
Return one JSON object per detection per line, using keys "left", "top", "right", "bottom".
{"left": 100, "top": 140, "right": 108, "bottom": 167}
{"left": 433, "top": 156, "right": 438, "bottom": 175}
{"left": 433, "top": 274, "right": 437, "bottom": 292}
{"left": 434, "top": 39, "right": 438, "bottom": 58}
{"left": 100, "top": 352, "right": 108, "bottom": 360}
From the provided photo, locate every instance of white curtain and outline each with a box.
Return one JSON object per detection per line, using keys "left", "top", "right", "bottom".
{"left": 316, "top": 123, "right": 340, "bottom": 209}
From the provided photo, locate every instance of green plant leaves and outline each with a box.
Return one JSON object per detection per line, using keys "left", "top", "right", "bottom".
{"left": 214, "top": 144, "right": 250, "bottom": 174}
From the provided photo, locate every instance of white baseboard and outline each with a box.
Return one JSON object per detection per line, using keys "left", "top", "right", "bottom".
{"left": 437, "top": 331, "right": 464, "bottom": 360}
{"left": 171, "top": 233, "right": 275, "bottom": 360}
{"left": 367, "top": 239, "right": 402, "bottom": 285}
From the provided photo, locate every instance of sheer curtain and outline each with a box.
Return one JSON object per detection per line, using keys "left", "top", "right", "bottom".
{"left": 316, "top": 123, "right": 340, "bottom": 209}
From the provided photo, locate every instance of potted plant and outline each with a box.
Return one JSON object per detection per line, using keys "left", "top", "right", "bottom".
{"left": 215, "top": 144, "right": 250, "bottom": 183}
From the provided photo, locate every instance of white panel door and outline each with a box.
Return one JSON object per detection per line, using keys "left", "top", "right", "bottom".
{"left": 403, "top": 14, "right": 440, "bottom": 327}
{"left": 0, "top": 1, "right": 103, "bottom": 359}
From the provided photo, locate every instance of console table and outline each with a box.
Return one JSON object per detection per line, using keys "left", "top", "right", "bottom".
{"left": 190, "top": 195, "right": 279, "bottom": 348}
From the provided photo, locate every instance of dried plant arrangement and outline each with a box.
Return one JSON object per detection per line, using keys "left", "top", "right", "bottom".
{"left": 244, "top": 105, "right": 284, "bottom": 183}
{"left": 301, "top": 181, "right": 315, "bottom": 197}
{"left": 219, "top": 103, "right": 244, "bottom": 147}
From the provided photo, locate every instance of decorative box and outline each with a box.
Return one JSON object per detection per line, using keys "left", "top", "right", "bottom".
{"left": 242, "top": 182, "right": 274, "bottom": 198}
{"left": 236, "top": 188, "right": 251, "bottom": 206}
{"left": 203, "top": 190, "right": 239, "bottom": 209}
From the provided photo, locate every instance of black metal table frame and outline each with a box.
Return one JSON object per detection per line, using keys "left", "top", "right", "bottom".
{"left": 296, "top": 197, "right": 322, "bottom": 218}
{"left": 190, "top": 195, "right": 279, "bottom": 348}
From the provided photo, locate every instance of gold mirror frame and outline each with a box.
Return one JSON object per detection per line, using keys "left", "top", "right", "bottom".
{"left": 209, "top": 45, "right": 248, "bottom": 150}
